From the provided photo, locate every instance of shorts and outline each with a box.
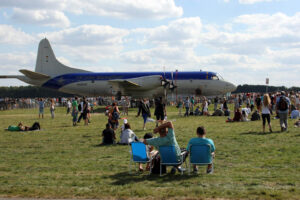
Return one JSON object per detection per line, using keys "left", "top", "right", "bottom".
{"left": 156, "top": 114, "right": 164, "bottom": 121}
{"left": 39, "top": 108, "right": 44, "bottom": 114}
{"left": 109, "top": 120, "right": 119, "bottom": 129}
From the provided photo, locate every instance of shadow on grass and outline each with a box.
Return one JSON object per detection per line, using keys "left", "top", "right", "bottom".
{"left": 92, "top": 143, "right": 127, "bottom": 148}
{"left": 107, "top": 169, "right": 198, "bottom": 185}
{"left": 240, "top": 131, "right": 281, "bottom": 135}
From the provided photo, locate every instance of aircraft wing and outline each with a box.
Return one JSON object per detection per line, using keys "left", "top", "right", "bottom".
{"left": 108, "top": 79, "right": 141, "bottom": 89}
{"left": 108, "top": 75, "right": 162, "bottom": 95}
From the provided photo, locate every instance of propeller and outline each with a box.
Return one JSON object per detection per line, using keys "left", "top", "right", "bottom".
{"left": 169, "top": 71, "right": 177, "bottom": 91}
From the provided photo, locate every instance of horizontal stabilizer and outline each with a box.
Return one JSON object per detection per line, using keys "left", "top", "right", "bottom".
{"left": 0, "top": 75, "right": 22, "bottom": 78}
{"left": 19, "top": 69, "right": 50, "bottom": 80}
{"left": 108, "top": 79, "right": 141, "bottom": 88}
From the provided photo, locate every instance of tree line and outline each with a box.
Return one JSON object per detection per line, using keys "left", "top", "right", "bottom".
{"left": 0, "top": 86, "right": 74, "bottom": 98}
{"left": 233, "top": 84, "right": 300, "bottom": 94}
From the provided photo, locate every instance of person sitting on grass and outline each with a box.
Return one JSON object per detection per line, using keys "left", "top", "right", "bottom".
{"left": 102, "top": 123, "right": 116, "bottom": 145}
{"left": 119, "top": 123, "right": 139, "bottom": 144}
{"left": 186, "top": 126, "right": 215, "bottom": 174}
{"left": 226, "top": 108, "right": 242, "bottom": 122}
{"left": 143, "top": 121, "right": 188, "bottom": 174}
{"left": 138, "top": 133, "right": 158, "bottom": 172}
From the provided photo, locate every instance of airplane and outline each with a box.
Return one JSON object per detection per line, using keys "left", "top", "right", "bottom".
{"left": 0, "top": 38, "right": 236, "bottom": 98}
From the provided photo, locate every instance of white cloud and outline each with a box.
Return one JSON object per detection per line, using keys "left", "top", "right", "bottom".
{"left": 0, "top": 0, "right": 182, "bottom": 23}
{"left": 0, "top": 0, "right": 66, "bottom": 10}
{"left": 239, "top": 0, "right": 275, "bottom": 4}
{"left": 134, "top": 17, "right": 202, "bottom": 47}
{"left": 11, "top": 8, "right": 70, "bottom": 28}
{"left": 39, "top": 25, "right": 129, "bottom": 62}
{"left": 66, "top": 0, "right": 183, "bottom": 19}
{"left": 0, "top": 25, "right": 35, "bottom": 45}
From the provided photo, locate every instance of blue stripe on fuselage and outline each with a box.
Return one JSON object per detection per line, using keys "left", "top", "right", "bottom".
{"left": 42, "top": 71, "right": 217, "bottom": 89}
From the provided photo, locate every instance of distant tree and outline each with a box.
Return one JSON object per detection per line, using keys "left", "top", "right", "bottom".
{"left": 232, "top": 84, "right": 298, "bottom": 93}
{"left": 0, "top": 86, "right": 74, "bottom": 98}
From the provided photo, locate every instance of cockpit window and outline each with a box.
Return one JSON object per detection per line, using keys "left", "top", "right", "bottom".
{"left": 212, "top": 75, "right": 219, "bottom": 80}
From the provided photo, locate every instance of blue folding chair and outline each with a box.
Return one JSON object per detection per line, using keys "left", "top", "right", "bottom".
{"left": 159, "top": 146, "right": 187, "bottom": 176}
{"left": 188, "top": 144, "right": 213, "bottom": 175}
{"left": 129, "top": 142, "right": 153, "bottom": 175}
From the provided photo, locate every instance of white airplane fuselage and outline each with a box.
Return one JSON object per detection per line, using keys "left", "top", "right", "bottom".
{"left": 0, "top": 39, "right": 236, "bottom": 98}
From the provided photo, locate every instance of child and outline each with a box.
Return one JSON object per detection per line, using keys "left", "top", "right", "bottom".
{"left": 139, "top": 133, "right": 158, "bottom": 172}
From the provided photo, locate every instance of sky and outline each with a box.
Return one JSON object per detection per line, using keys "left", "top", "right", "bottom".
{"left": 0, "top": 0, "right": 299, "bottom": 87}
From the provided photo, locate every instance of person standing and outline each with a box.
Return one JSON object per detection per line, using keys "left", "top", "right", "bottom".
{"left": 72, "top": 97, "right": 79, "bottom": 126}
{"left": 137, "top": 99, "right": 151, "bottom": 130}
{"left": 50, "top": 98, "right": 55, "bottom": 119}
{"left": 190, "top": 97, "right": 195, "bottom": 114}
{"left": 261, "top": 94, "right": 273, "bottom": 133}
{"left": 184, "top": 97, "right": 190, "bottom": 117}
{"left": 177, "top": 98, "right": 183, "bottom": 116}
{"left": 214, "top": 96, "right": 219, "bottom": 111}
{"left": 276, "top": 91, "right": 290, "bottom": 132}
{"left": 154, "top": 97, "right": 166, "bottom": 127}
{"left": 82, "top": 97, "right": 89, "bottom": 126}
{"left": 66, "top": 98, "right": 71, "bottom": 115}
{"left": 108, "top": 102, "right": 120, "bottom": 130}
{"left": 38, "top": 98, "right": 45, "bottom": 119}
{"left": 202, "top": 97, "right": 209, "bottom": 116}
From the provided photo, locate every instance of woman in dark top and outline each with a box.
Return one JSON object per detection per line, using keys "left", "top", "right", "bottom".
{"left": 154, "top": 97, "right": 166, "bottom": 127}
{"left": 136, "top": 99, "right": 151, "bottom": 130}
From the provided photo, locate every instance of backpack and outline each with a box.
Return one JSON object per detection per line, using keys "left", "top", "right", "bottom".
{"left": 78, "top": 103, "right": 82, "bottom": 112}
{"left": 277, "top": 97, "right": 288, "bottom": 111}
{"left": 151, "top": 154, "right": 166, "bottom": 174}
{"left": 251, "top": 111, "right": 261, "bottom": 121}
{"left": 112, "top": 108, "right": 119, "bottom": 120}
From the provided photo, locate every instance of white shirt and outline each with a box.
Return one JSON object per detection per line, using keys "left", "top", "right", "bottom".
{"left": 242, "top": 107, "right": 251, "bottom": 115}
{"left": 120, "top": 129, "right": 136, "bottom": 144}
{"left": 261, "top": 105, "right": 270, "bottom": 114}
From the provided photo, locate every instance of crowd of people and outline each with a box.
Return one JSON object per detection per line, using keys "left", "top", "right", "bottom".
{"left": 4, "top": 90, "right": 299, "bottom": 175}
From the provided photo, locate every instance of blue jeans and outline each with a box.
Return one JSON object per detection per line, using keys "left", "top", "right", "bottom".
{"left": 184, "top": 107, "right": 189, "bottom": 116}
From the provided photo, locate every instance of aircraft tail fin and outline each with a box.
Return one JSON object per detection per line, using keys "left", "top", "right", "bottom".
{"left": 35, "top": 38, "right": 88, "bottom": 77}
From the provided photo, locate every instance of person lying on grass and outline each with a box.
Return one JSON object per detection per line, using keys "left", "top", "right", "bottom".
{"left": 143, "top": 121, "right": 188, "bottom": 174}
{"left": 7, "top": 122, "right": 40, "bottom": 131}
{"left": 186, "top": 126, "right": 215, "bottom": 174}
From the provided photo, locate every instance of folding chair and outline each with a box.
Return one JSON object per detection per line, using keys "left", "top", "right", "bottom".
{"left": 159, "top": 146, "right": 187, "bottom": 176}
{"left": 188, "top": 144, "right": 213, "bottom": 175}
{"left": 129, "top": 142, "right": 153, "bottom": 175}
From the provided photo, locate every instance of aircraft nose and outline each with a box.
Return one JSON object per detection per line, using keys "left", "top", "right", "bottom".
{"left": 225, "top": 82, "right": 237, "bottom": 93}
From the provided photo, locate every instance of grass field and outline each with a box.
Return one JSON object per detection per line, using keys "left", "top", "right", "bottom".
{"left": 0, "top": 105, "right": 299, "bottom": 200}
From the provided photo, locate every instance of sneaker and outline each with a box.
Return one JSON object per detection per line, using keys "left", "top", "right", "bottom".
{"left": 207, "top": 165, "right": 214, "bottom": 174}
{"left": 171, "top": 167, "right": 176, "bottom": 174}
{"left": 177, "top": 166, "right": 186, "bottom": 173}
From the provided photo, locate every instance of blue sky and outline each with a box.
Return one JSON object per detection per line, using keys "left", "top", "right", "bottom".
{"left": 0, "top": 0, "right": 299, "bottom": 87}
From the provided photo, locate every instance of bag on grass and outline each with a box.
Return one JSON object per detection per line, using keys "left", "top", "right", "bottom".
{"left": 151, "top": 154, "right": 166, "bottom": 174}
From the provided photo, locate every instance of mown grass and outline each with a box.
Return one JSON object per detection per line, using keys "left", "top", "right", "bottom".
{"left": 0, "top": 105, "right": 299, "bottom": 199}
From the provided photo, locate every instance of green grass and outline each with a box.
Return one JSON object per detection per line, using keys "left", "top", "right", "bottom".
{"left": 0, "top": 105, "right": 299, "bottom": 199}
